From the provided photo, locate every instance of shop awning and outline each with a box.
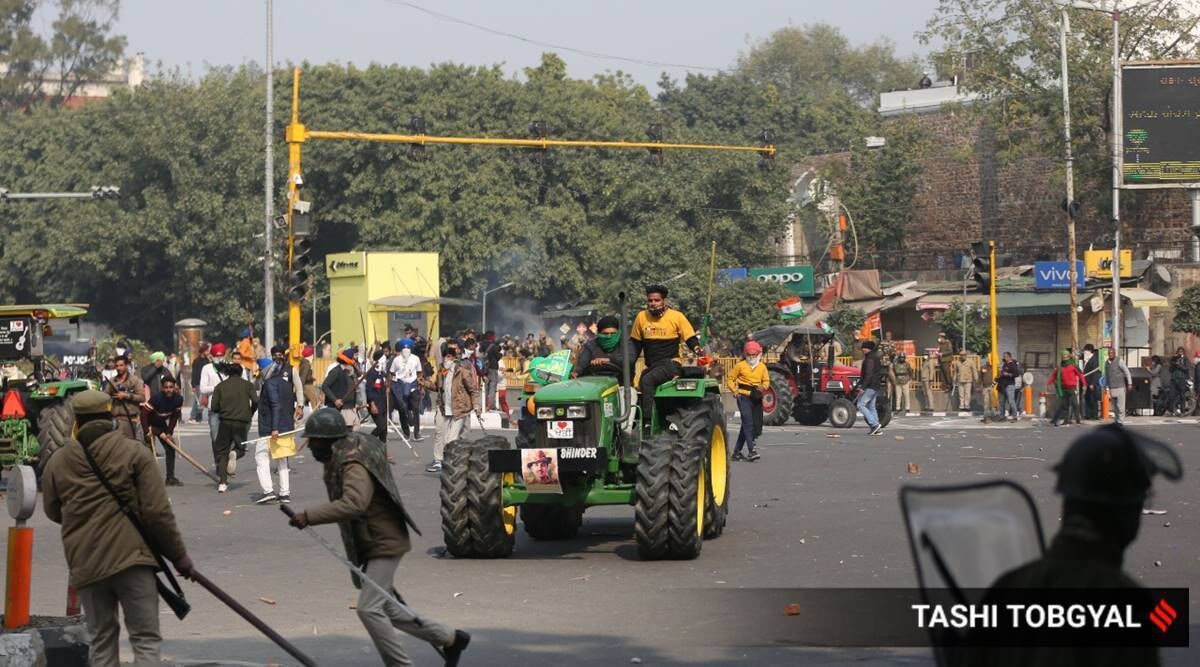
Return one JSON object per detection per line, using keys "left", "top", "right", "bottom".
{"left": 369, "top": 295, "right": 479, "bottom": 308}
{"left": 1120, "top": 287, "right": 1169, "bottom": 308}
{"left": 798, "top": 289, "right": 925, "bottom": 327}
{"left": 997, "top": 292, "right": 1074, "bottom": 316}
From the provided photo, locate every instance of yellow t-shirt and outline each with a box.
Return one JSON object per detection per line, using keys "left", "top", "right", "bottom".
{"left": 725, "top": 360, "right": 769, "bottom": 396}
{"left": 631, "top": 308, "right": 696, "bottom": 367}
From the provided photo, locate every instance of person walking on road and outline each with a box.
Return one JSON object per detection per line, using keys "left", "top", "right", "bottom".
{"left": 423, "top": 344, "right": 479, "bottom": 473}
{"left": 389, "top": 338, "right": 422, "bottom": 441}
{"left": 189, "top": 343, "right": 210, "bottom": 423}
{"left": 42, "top": 390, "right": 194, "bottom": 667}
{"left": 289, "top": 408, "right": 471, "bottom": 667}
{"left": 254, "top": 344, "right": 303, "bottom": 504}
{"left": 1081, "top": 344, "right": 1101, "bottom": 420}
{"left": 1105, "top": 346, "right": 1133, "bottom": 425}
{"left": 365, "top": 350, "right": 391, "bottom": 443}
{"left": 210, "top": 359, "right": 258, "bottom": 493}
{"left": 299, "top": 344, "right": 321, "bottom": 417}
{"left": 1047, "top": 350, "right": 1085, "bottom": 427}
{"left": 198, "top": 343, "right": 230, "bottom": 446}
{"left": 323, "top": 349, "right": 360, "bottom": 428}
{"left": 726, "top": 341, "right": 769, "bottom": 461}
{"left": 857, "top": 340, "right": 884, "bottom": 436}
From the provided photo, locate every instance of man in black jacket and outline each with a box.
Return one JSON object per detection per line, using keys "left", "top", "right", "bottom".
{"left": 322, "top": 349, "right": 360, "bottom": 427}
{"left": 857, "top": 340, "right": 884, "bottom": 436}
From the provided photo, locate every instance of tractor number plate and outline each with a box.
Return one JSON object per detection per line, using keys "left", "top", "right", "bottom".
{"left": 547, "top": 420, "right": 574, "bottom": 439}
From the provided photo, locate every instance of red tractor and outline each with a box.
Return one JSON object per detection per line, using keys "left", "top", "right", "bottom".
{"left": 750, "top": 325, "right": 890, "bottom": 429}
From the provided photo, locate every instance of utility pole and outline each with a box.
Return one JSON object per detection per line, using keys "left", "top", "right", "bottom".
{"left": 1109, "top": 4, "right": 1123, "bottom": 357}
{"left": 1060, "top": 5, "right": 1080, "bottom": 354}
{"left": 263, "top": 0, "right": 275, "bottom": 349}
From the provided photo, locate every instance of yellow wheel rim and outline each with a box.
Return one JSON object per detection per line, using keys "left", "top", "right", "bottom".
{"left": 709, "top": 425, "right": 727, "bottom": 506}
{"left": 501, "top": 473, "right": 517, "bottom": 536}
{"left": 696, "top": 461, "right": 706, "bottom": 537}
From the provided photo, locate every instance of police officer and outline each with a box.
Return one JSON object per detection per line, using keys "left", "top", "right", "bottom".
{"left": 42, "top": 390, "right": 193, "bottom": 667}
{"left": 965, "top": 424, "right": 1182, "bottom": 667}
{"left": 288, "top": 408, "right": 471, "bottom": 666}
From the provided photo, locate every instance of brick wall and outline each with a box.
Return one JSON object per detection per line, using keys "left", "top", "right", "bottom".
{"left": 867, "top": 110, "right": 1195, "bottom": 270}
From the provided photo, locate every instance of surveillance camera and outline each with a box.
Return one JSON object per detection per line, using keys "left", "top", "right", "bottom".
{"left": 293, "top": 173, "right": 303, "bottom": 186}
{"left": 293, "top": 199, "right": 312, "bottom": 214}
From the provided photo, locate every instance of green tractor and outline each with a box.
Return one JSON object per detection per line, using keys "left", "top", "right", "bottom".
{"left": 439, "top": 295, "right": 730, "bottom": 560}
{"left": 0, "top": 305, "right": 98, "bottom": 475}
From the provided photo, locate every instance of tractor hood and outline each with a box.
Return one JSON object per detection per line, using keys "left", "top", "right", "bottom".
{"left": 832, "top": 364, "right": 860, "bottom": 376}
{"left": 534, "top": 376, "right": 619, "bottom": 403}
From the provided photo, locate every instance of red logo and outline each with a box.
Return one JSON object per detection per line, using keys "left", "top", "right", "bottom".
{"left": 556, "top": 421, "right": 568, "bottom": 429}
{"left": 1148, "top": 599, "right": 1177, "bottom": 633}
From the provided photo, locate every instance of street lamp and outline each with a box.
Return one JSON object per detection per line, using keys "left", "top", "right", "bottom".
{"left": 481, "top": 281, "right": 515, "bottom": 334}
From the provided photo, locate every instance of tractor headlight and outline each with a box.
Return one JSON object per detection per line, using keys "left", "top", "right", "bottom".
{"left": 536, "top": 406, "right": 555, "bottom": 420}
{"left": 566, "top": 405, "right": 587, "bottom": 419}
{"left": 826, "top": 380, "right": 844, "bottom": 391}
{"left": 675, "top": 380, "right": 699, "bottom": 391}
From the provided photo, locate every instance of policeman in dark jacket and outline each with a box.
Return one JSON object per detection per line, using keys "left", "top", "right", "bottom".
{"left": 963, "top": 424, "right": 1183, "bottom": 667}
{"left": 253, "top": 344, "right": 303, "bottom": 504}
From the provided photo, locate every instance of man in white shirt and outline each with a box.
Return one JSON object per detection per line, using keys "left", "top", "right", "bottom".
{"left": 389, "top": 338, "right": 423, "bottom": 440}
{"left": 198, "top": 343, "right": 232, "bottom": 445}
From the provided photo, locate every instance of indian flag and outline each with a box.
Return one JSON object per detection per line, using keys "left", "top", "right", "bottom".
{"left": 775, "top": 296, "right": 805, "bottom": 320}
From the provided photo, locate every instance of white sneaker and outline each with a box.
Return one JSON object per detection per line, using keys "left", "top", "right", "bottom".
{"left": 227, "top": 456, "right": 237, "bottom": 476}
{"left": 217, "top": 483, "right": 228, "bottom": 493}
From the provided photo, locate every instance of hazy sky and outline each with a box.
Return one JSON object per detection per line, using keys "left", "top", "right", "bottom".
{"left": 110, "top": 0, "right": 940, "bottom": 89}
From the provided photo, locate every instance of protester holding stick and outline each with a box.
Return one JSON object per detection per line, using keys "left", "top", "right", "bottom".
{"left": 288, "top": 408, "right": 471, "bottom": 667}
{"left": 147, "top": 376, "right": 185, "bottom": 486}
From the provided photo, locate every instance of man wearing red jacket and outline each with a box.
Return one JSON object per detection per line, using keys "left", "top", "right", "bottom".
{"left": 1047, "top": 350, "right": 1085, "bottom": 427}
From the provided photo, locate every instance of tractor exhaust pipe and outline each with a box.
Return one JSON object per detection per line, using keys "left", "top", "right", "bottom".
{"left": 618, "top": 291, "right": 632, "bottom": 423}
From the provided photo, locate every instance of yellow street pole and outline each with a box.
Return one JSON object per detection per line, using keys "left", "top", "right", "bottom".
{"left": 988, "top": 240, "right": 999, "bottom": 409}
{"left": 280, "top": 67, "right": 775, "bottom": 352}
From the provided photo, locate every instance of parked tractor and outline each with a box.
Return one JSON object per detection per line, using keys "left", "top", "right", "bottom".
{"left": 439, "top": 294, "right": 730, "bottom": 560}
{"left": 0, "top": 305, "right": 97, "bottom": 475}
{"left": 752, "top": 325, "right": 890, "bottom": 429}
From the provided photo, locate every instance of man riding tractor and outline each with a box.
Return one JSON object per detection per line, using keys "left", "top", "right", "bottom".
{"left": 631, "top": 284, "right": 704, "bottom": 434}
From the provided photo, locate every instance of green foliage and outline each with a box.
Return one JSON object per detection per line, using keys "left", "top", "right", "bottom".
{"left": 920, "top": 0, "right": 1199, "bottom": 216}
{"left": 825, "top": 305, "right": 866, "bottom": 347}
{"left": 0, "top": 0, "right": 126, "bottom": 110}
{"left": 1171, "top": 285, "right": 1200, "bottom": 335}
{"left": 935, "top": 300, "right": 991, "bottom": 355}
{"left": 829, "top": 117, "right": 928, "bottom": 252}
{"left": 705, "top": 279, "right": 793, "bottom": 346}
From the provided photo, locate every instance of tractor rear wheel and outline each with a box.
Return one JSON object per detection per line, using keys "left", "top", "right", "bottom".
{"left": 635, "top": 427, "right": 705, "bottom": 560}
{"left": 696, "top": 395, "right": 730, "bottom": 540}
{"left": 36, "top": 401, "right": 74, "bottom": 474}
{"left": 440, "top": 435, "right": 516, "bottom": 558}
{"left": 828, "top": 398, "right": 857, "bottom": 429}
{"left": 794, "top": 404, "right": 828, "bottom": 426}
{"left": 877, "top": 393, "right": 893, "bottom": 428}
{"left": 521, "top": 504, "right": 583, "bottom": 540}
{"left": 761, "top": 370, "right": 793, "bottom": 426}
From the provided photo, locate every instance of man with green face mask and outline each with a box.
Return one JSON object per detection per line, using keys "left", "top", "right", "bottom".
{"left": 573, "top": 315, "right": 626, "bottom": 382}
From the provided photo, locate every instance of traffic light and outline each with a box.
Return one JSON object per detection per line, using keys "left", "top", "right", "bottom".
{"left": 647, "top": 123, "right": 664, "bottom": 165}
{"left": 288, "top": 199, "right": 313, "bottom": 301}
{"left": 407, "top": 115, "right": 426, "bottom": 160}
{"left": 970, "top": 240, "right": 990, "bottom": 292}
{"left": 758, "top": 128, "right": 775, "bottom": 170}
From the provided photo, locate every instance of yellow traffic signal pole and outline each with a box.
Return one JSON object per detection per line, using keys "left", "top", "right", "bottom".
{"left": 988, "top": 240, "right": 999, "bottom": 411}
{"left": 283, "top": 67, "right": 775, "bottom": 352}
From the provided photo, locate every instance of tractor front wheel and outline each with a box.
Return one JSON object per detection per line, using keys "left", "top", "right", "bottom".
{"left": 761, "top": 371, "right": 793, "bottom": 426}
{"left": 440, "top": 435, "right": 516, "bottom": 558}
{"left": 828, "top": 398, "right": 857, "bottom": 429}
{"left": 36, "top": 401, "right": 74, "bottom": 474}
{"left": 521, "top": 504, "right": 583, "bottom": 540}
{"left": 635, "top": 426, "right": 705, "bottom": 560}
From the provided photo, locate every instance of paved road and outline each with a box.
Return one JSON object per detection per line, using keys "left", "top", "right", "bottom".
{"left": 6, "top": 415, "right": 1197, "bottom": 666}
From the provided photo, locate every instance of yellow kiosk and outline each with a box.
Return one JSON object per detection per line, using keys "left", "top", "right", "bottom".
{"left": 326, "top": 251, "right": 462, "bottom": 350}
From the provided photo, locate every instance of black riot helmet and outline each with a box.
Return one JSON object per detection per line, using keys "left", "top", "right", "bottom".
{"left": 303, "top": 407, "right": 349, "bottom": 440}
{"left": 1054, "top": 424, "right": 1182, "bottom": 505}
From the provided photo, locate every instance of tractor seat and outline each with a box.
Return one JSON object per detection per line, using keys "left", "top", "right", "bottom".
{"left": 678, "top": 366, "right": 707, "bottom": 379}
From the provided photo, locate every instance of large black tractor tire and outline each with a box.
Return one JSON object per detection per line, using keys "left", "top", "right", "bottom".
{"left": 521, "top": 504, "right": 583, "bottom": 540}
{"left": 36, "top": 400, "right": 74, "bottom": 475}
{"left": 828, "top": 397, "right": 857, "bottom": 429}
{"left": 440, "top": 435, "right": 516, "bottom": 558}
{"left": 635, "top": 426, "right": 706, "bottom": 560}
{"left": 693, "top": 395, "right": 730, "bottom": 540}
{"left": 794, "top": 404, "right": 829, "bottom": 426}
{"left": 761, "top": 371, "right": 793, "bottom": 426}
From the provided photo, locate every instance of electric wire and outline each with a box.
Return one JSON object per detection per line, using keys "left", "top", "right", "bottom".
{"left": 379, "top": 0, "right": 723, "bottom": 73}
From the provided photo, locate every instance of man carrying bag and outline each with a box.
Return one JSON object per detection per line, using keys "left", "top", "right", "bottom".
{"left": 42, "top": 390, "right": 194, "bottom": 667}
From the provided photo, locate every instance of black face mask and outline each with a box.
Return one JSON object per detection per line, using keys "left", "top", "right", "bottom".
{"left": 310, "top": 444, "right": 333, "bottom": 463}
{"left": 648, "top": 304, "right": 667, "bottom": 317}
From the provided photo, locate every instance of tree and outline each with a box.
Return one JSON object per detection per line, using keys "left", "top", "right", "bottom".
{"left": 705, "top": 279, "right": 793, "bottom": 347}
{"left": 1171, "top": 285, "right": 1200, "bottom": 335}
{"left": 825, "top": 305, "right": 866, "bottom": 348}
{"left": 920, "top": 0, "right": 1199, "bottom": 218}
{"left": 935, "top": 300, "right": 991, "bottom": 355}
{"left": 0, "top": 0, "right": 126, "bottom": 110}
